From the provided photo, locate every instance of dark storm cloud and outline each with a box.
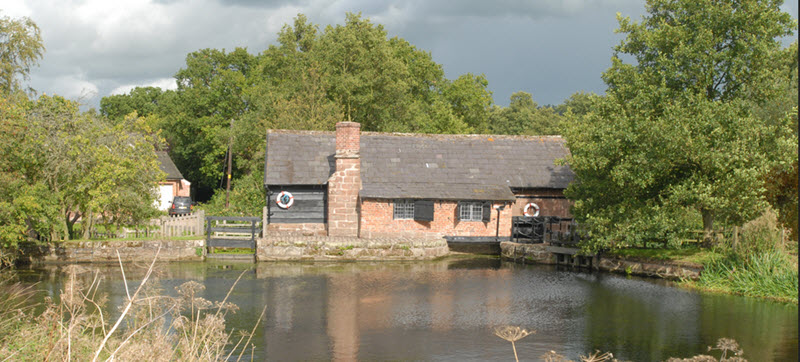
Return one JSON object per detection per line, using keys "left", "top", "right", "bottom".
{"left": 8, "top": 0, "right": 798, "bottom": 108}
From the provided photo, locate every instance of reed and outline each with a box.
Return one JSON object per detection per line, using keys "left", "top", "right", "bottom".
{"left": 694, "top": 250, "right": 798, "bottom": 303}
{"left": 0, "top": 251, "right": 263, "bottom": 361}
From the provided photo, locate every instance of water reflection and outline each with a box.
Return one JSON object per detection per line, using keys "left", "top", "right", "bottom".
{"left": 19, "top": 259, "right": 798, "bottom": 361}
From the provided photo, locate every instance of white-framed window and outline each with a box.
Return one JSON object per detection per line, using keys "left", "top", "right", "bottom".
{"left": 393, "top": 199, "right": 415, "bottom": 220}
{"left": 459, "top": 201, "right": 485, "bottom": 221}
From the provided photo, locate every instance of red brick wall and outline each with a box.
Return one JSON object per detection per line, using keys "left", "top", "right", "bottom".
{"left": 512, "top": 188, "right": 572, "bottom": 218}
{"left": 359, "top": 199, "right": 513, "bottom": 239}
{"left": 335, "top": 122, "right": 360, "bottom": 153}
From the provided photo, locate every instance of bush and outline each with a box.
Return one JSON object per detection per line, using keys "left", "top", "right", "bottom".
{"left": 199, "top": 172, "right": 265, "bottom": 217}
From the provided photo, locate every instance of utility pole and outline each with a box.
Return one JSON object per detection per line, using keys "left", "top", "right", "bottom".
{"left": 495, "top": 204, "right": 506, "bottom": 243}
{"left": 225, "top": 118, "right": 233, "bottom": 208}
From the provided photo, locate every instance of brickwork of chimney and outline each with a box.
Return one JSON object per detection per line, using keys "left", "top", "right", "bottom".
{"left": 327, "top": 122, "right": 361, "bottom": 237}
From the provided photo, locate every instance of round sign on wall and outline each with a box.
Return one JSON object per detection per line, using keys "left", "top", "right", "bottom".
{"left": 523, "top": 202, "right": 540, "bottom": 217}
{"left": 276, "top": 191, "right": 294, "bottom": 209}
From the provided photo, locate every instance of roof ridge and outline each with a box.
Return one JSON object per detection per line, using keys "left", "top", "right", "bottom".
{"left": 266, "top": 128, "right": 564, "bottom": 140}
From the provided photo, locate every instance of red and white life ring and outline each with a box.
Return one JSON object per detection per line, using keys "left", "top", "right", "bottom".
{"left": 523, "top": 202, "right": 540, "bottom": 217}
{"left": 275, "top": 191, "right": 294, "bottom": 209}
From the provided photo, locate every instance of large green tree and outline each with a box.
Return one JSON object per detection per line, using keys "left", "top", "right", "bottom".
{"left": 489, "top": 92, "right": 565, "bottom": 135}
{"left": 562, "top": 0, "right": 797, "bottom": 250}
{"left": 107, "top": 13, "right": 495, "bottom": 206}
{"left": 0, "top": 13, "right": 43, "bottom": 94}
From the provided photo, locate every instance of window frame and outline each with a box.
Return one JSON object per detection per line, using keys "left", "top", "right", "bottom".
{"left": 393, "top": 199, "right": 415, "bottom": 220}
{"left": 458, "top": 201, "right": 485, "bottom": 222}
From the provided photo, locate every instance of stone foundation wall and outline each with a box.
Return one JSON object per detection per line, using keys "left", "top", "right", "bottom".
{"left": 24, "top": 239, "right": 205, "bottom": 264}
{"left": 499, "top": 242, "right": 702, "bottom": 280}
{"left": 596, "top": 257, "right": 702, "bottom": 280}
{"left": 258, "top": 234, "right": 449, "bottom": 261}
{"left": 499, "top": 242, "right": 556, "bottom": 264}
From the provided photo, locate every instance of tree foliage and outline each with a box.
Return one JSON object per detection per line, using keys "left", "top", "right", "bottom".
{"left": 489, "top": 91, "right": 567, "bottom": 135}
{"left": 562, "top": 0, "right": 797, "bottom": 250}
{"left": 1, "top": 92, "right": 164, "bottom": 262}
{"left": 0, "top": 13, "right": 43, "bottom": 94}
{"left": 104, "top": 13, "right": 499, "bottom": 205}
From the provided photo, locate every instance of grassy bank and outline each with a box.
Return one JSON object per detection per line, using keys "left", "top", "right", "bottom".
{"left": 685, "top": 250, "right": 798, "bottom": 304}
{"left": 607, "top": 247, "right": 798, "bottom": 304}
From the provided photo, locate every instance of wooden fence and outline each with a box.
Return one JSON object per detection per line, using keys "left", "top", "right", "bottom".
{"left": 152, "top": 210, "right": 205, "bottom": 237}
{"left": 205, "top": 216, "right": 261, "bottom": 250}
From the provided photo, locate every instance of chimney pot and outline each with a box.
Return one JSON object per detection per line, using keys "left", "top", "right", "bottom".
{"left": 335, "top": 122, "right": 360, "bottom": 158}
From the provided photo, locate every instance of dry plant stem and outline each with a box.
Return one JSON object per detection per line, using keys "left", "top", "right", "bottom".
{"left": 82, "top": 272, "right": 107, "bottom": 336}
{"left": 91, "top": 246, "right": 161, "bottom": 362}
{"left": 107, "top": 305, "right": 176, "bottom": 360}
{"left": 1, "top": 350, "right": 19, "bottom": 362}
{"left": 117, "top": 250, "right": 131, "bottom": 301}
{"left": 233, "top": 305, "right": 267, "bottom": 362}
{"left": 194, "top": 268, "right": 249, "bottom": 353}
{"left": 511, "top": 341, "right": 519, "bottom": 362}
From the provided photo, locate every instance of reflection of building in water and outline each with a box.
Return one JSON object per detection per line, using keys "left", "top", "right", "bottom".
{"left": 261, "top": 275, "right": 330, "bottom": 361}
{"left": 258, "top": 263, "right": 517, "bottom": 360}
{"left": 430, "top": 271, "right": 454, "bottom": 332}
{"left": 273, "top": 278, "right": 294, "bottom": 330}
{"left": 327, "top": 274, "right": 359, "bottom": 361}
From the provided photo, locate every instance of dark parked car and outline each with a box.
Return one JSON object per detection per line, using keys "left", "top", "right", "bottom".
{"left": 168, "top": 196, "right": 193, "bottom": 216}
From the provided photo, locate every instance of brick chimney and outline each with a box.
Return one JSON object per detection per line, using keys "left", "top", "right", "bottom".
{"left": 327, "top": 122, "right": 361, "bottom": 237}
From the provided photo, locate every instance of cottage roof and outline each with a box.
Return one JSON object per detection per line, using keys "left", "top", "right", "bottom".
{"left": 264, "top": 130, "right": 573, "bottom": 201}
{"left": 156, "top": 151, "right": 184, "bottom": 180}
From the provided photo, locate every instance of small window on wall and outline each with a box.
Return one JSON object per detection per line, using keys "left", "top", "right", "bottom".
{"left": 393, "top": 200, "right": 414, "bottom": 219}
{"left": 394, "top": 199, "right": 435, "bottom": 221}
{"left": 459, "top": 201, "right": 490, "bottom": 222}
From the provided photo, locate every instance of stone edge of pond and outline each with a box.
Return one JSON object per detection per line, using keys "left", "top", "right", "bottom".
{"left": 22, "top": 239, "right": 206, "bottom": 264}
{"left": 23, "top": 236, "right": 453, "bottom": 264}
{"left": 499, "top": 241, "right": 703, "bottom": 281}
{"left": 257, "top": 235, "right": 451, "bottom": 261}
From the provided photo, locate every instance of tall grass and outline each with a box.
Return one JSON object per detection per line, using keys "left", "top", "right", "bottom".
{"left": 693, "top": 210, "right": 799, "bottom": 303}
{"left": 695, "top": 251, "right": 798, "bottom": 303}
{"left": 0, "top": 249, "right": 265, "bottom": 361}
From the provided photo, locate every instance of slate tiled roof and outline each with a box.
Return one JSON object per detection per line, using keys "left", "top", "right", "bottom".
{"left": 156, "top": 151, "right": 184, "bottom": 180}
{"left": 264, "top": 130, "right": 574, "bottom": 201}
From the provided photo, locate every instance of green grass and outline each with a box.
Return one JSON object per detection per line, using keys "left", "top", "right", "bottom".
{"left": 606, "top": 246, "right": 719, "bottom": 265}
{"left": 688, "top": 250, "right": 798, "bottom": 304}
{"left": 210, "top": 247, "right": 255, "bottom": 254}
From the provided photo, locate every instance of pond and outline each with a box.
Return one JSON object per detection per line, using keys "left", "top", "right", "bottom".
{"left": 16, "top": 258, "right": 798, "bottom": 361}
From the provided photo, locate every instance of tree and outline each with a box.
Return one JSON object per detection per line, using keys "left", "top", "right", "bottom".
{"left": 5, "top": 95, "right": 164, "bottom": 241}
{"left": 556, "top": 91, "right": 596, "bottom": 117}
{"left": 100, "top": 86, "right": 169, "bottom": 121}
{"left": 489, "top": 92, "right": 564, "bottom": 135}
{"left": 441, "top": 73, "right": 493, "bottom": 133}
{"left": 561, "top": 0, "right": 797, "bottom": 250}
{"left": 0, "top": 13, "right": 44, "bottom": 94}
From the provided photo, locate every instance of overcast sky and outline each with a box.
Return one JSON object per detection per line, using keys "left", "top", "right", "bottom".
{"left": 3, "top": 0, "right": 798, "bottom": 110}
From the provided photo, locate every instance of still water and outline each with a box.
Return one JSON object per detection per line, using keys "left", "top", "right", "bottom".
{"left": 18, "top": 258, "right": 798, "bottom": 361}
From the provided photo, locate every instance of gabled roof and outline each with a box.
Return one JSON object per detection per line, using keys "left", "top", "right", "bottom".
{"left": 156, "top": 151, "right": 184, "bottom": 180}
{"left": 264, "top": 130, "right": 574, "bottom": 201}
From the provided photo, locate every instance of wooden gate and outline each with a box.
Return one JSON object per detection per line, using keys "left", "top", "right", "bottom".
{"left": 205, "top": 216, "right": 261, "bottom": 260}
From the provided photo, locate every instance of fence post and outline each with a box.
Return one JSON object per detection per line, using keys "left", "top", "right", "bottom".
{"left": 251, "top": 220, "right": 256, "bottom": 249}
{"left": 205, "top": 216, "right": 211, "bottom": 252}
{"left": 198, "top": 210, "right": 205, "bottom": 236}
{"left": 262, "top": 206, "right": 268, "bottom": 237}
